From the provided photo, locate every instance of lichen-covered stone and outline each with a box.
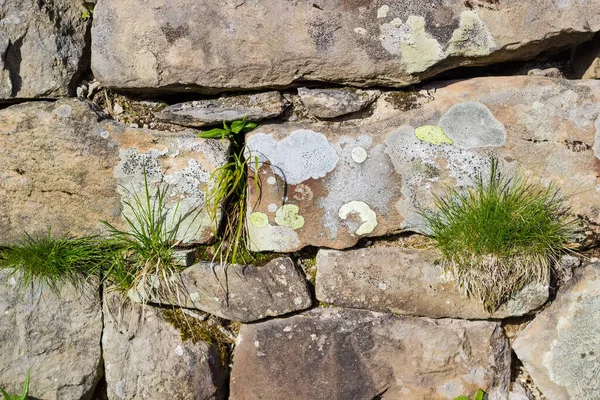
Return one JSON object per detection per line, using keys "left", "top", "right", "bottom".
{"left": 155, "top": 91, "right": 286, "bottom": 127}
{"left": 0, "top": 270, "right": 102, "bottom": 399}
{"left": 316, "top": 248, "right": 548, "bottom": 319}
{"left": 513, "top": 262, "right": 600, "bottom": 400}
{"left": 92, "top": 0, "right": 600, "bottom": 93}
{"left": 0, "top": 0, "right": 90, "bottom": 100}
{"left": 230, "top": 308, "right": 510, "bottom": 400}
{"left": 297, "top": 87, "right": 379, "bottom": 118}
{"left": 132, "top": 257, "right": 313, "bottom": 322}
{"left": 0, "top": 99, "right": 229, "bottom": 244}
{"left": 245, "top": 76, "right": 600, "bottom": 251}
{"left": 103, "top": 294, "right": 226, "bottom": 400}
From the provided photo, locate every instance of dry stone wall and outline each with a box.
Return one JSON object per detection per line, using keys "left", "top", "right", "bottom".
{"left": 1, "top": 1, "right": 600, "bottom": 399}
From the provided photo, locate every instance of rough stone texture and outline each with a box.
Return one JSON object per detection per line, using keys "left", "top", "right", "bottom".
{"left": 316, "top": 248, "right": 548, "bottom": 319}
{"left": 0, "top": 270, "right": 102, "bottom": 399}
{"left": 92, "top": 0, "right": 600, "bottom": 93}
{"left": 0, "top": 0, "right": 90, "bottom": 100}
{"left": 572, "top": 34, "right": 600, "bottom": 79}
{"left": 245, "top": 76, "right": 600, "bottom": 251}
{"left": 103, "top": 294, "right": 225, "bottom": 400}
{"left": 230, "top": 308, "right": 510, "bottom": 400}
{"left": 155, "top": 91, "right": 286, "bottom": 127}
{"left": 136, "top": 257, "right": 313, "bottom": 322}
{"left": 297, "top": 87, "right": 379, "bottom": 118}
{"left": 513, "top": 262, "right": 600, "bottom": 400}
{"left": 0, "top": 99, "right": 229, "bottom": 244}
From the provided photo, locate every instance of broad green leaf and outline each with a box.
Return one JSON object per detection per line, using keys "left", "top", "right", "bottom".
{"left": 474, "top": 389, "right": 485, "bottom": 400}
{"left": 198, "top": 128, "right": 227, "bottom": 139}
{"left": 230, "top": 120, "right": 245, "bottom": 134}
{"left": 453, "top": 397, "right": 471, "bottom": 400}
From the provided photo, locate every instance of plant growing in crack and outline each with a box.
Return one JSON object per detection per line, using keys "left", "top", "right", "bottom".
{"left": 199, "top": 118, "right": 263, "bottom": 265}
{"left": 421, "top": 158, "right": 576, "bottom": 312}
{"left": 0, "top": 370, "right": 30, "bottom": 400}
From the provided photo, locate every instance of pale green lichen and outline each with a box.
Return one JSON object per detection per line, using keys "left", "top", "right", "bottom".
{"left": 445, "top": 10, "right": 496, "bottom": 58}
{"left": 249, "top": 212, "right": 269, "bottom": 228}
{"left": 274, "top": 205, "right": 305, "bottom": 230}
{"left": 415, "top": 125, "right": 454, "bottom": 145}
{"left": 379, "top": 16, "right": 443, "bottom": 74}
{"left": 338, "top": 201, "right": 378, "bottom": 235}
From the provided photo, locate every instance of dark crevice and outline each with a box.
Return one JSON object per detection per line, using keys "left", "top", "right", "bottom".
{"left": 5, "top": 36, "right": 24, "bottom": 98}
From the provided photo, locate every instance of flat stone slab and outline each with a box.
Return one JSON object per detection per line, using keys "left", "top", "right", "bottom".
{"left": 103, "top": 294, "right": 226, "bottom": 400}
{"left": 155, "top": 91, "right": 286, "bottom": 127}
{"left": 316, "top": 247, "right": 549, "bottom": 319}
{"left": 297, "top": 88, "right": 379, "bottom": 118}
{"left": 0, "top": 271, "right": 102, "bottom": 399}
{"left": 92, "top": 1, "right": 600, "bottom": 93}
{"left": 230, "top": 308, "right": 510, "bottom": 400}
{"left": 136, "top": 257, "right": 313, "bottom": 322}
{"left": 513, "top": 262, "right": 600, "bottom": 400}
{"left": 0, "top": 0, "right": 90, "bottom": 99}
{"left": 0, "top": 99, "right": 229, "bottom": 244}
{"left": 244, "top": 76, "right": 600, "bottom": 251}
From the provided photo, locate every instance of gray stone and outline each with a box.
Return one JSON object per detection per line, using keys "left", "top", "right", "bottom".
{"left": 527, "top": 68, "right": 564, "bottom": 78}
{"left": 92, "top": 0, "right": 600, "bottom": 93}
{"left": 315, "top": 248, "right": 549, "bottom": 319}
{"left": 244, "top": 76, "right": 600, "bottom": 251}
{"left": 513, "top": 262, "right": 600, "bottom": 400}
{"left": 103, "top": 294, "right": 226, "bottom": 400}
{"left": 0, "top": 270, "right": 102, "bottom": 399}
{"left": 155, "top": 92, "right": 286, "bottom": 127}
{"left": 230, "top": 308, "right": 510, "bottom": 400}
{"left": 133, "top": 257, "right": 313, "bottom": 322}
{"left": 172, "top": 248, "right": 196, "bottom": 267}
{"left": 0, "top": 0, "right": 90, "bottom": 100}
{"left": 0, "top": 99, "right": 229, "bottom": 244}
{"left": 297, "top": 87, "right": 379, "bottom": 118}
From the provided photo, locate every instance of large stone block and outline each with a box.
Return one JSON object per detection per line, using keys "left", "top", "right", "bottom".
{"left": 316, "top": 247, "right": 548, "bottom": 319}
{"left": 245, "top": 76, "right": 600, "bottom": 251}
{"left": 0, "top": 271, "right": 102, "bottom": 399}
{"left": 103, "top": 295, "right": 226, "bottom": 400}
{"left": 230, "top": 308, "right": 510, "bottom": 400}
{"left": 513, "top": 263, "right": 600, "bottom": 400}
{"left": 0, "top": 99, "right": 229, "bottom": 244}
{"left": 0, "top": 1, "right": 90, "bottom": 100}
{"left": 92, "top": 0, "right": 600, "bottom": 93}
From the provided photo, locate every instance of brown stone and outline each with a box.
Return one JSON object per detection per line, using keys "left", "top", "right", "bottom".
{"left": 244, "top": 76, "right": 600, "bottom": 251}
{"left": 230, "top": 308, "right": 510, "bottom": 400}
{"left": 316, "top": 247, "right": 549, "bottom": 319}
{"left": 0, "top": 99, "right": 229, "bottom": 244}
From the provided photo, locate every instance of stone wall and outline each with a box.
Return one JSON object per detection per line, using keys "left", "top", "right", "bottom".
{"left": 2, "top": 1, "right": 600, "bottom": 399}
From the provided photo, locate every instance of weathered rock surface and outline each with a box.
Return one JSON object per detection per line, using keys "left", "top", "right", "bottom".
{"left": 103, "top": 294, "right": 225, "bottom": 400}
{"left": 316, "top": 248, "right": 548, "bottom": 319}
{"left": 513, "top": 262, "right": 600, "bottom": 400}
{"left": 135, "top": 257, "right": 313, "bottom": 322}
{"left": 0, "top": 99, "right": 229, "bottom": 244}
{"left": 297, "top": 88, "right": 379, "bottom": 118}
{"left": 0, "top": 0, "right": 90, "bottom": 100}
{"left": 92, "top": 0, "right": 600, "bottom": 93}
{"left": 230, "top": 308, "right": 510, "bottom": 400}
{"left": 245, "top": 76, "right": 600, "bottom": 251}
{"left": 0, "top": 270, "right": 102, "bottom": 399}
{"left": 155, "top": 91, "right": 286, "bottom": 127}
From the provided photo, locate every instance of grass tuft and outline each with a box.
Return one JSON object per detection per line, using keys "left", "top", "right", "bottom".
{"left": 422, "top": 159, "right": 576, "bottom": 312}
{"left": 0, "top": 231, "right": 110, "bottom": 293}
{"left": 200, "top": 118, "right": 261, "bottom": 265}
{"left": 100, "top": 171, "right": 184, "bottom": 299}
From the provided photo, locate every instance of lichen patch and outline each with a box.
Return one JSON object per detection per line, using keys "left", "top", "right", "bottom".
{"left": 338, "top": 201, "right": 378, "bottom": 235}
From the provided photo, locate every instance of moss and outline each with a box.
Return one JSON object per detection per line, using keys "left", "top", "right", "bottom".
{"left": 162, "top": 308, "right": 235, "bottom": 367}
{"left": 385, "top": 91, "right": 424, "bottom": 111}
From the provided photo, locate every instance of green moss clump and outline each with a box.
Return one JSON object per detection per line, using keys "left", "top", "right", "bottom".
{"left": 384, "top": 91, "right": 424, "bottom": 111}
{"left": 162, "top": 308, "right": 237, "bottom": 367}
